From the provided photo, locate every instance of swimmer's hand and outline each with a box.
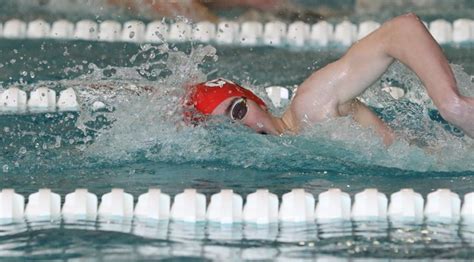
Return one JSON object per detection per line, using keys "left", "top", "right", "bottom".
{"left": 338, "top": 99, "right": 395, "bottom": 146}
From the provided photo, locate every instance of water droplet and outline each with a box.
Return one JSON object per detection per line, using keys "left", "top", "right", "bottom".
{"left": 19, "top": 147, "right": 27, "bottom": 154}
{"left": 55, "top": 136, "right": 61, "bottom": 148}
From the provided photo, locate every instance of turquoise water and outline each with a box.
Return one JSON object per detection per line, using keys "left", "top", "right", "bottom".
{"left": 0, "top": 33, "right": 474, "bottom": 260}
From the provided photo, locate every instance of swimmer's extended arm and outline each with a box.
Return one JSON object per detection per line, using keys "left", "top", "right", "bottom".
{"left": 286, "top": 13, "right": 469, "bottom": 142}
{"left": 330, "top": 13, "right": 460, "bottom": 105}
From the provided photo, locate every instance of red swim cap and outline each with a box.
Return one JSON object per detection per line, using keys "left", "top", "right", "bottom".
{"left": 186, "top": 78, "right": 267, "bottom": 116}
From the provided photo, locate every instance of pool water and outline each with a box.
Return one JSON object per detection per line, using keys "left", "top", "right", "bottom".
{"left": 0, "top": 28, "right": 474, "bottom": 260}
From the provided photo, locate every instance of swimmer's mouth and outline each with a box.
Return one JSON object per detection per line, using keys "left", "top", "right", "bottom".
{"left": 258, "top": 131, "right": 268, "bottom": 135}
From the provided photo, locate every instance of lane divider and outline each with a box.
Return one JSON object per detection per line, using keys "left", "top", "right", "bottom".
{"left": 0, "top": 188, "right": 473, "bottom": 225}
{"left": 0, "top": 85, "right": 406, "bottom": 114}
{"left": 1, "top": 18, "right": 473, "bottom": 47}
{"left": 0, "top": 87, "right": 79, "bottom": 113}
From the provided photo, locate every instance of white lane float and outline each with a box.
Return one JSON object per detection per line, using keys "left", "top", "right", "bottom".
{"left": 265, "top": 86, "right": 290, "bottom": 107}
{"left": 122, "top": 20, "right": 146, "bottom": 43}
{"left": 0, "top": 187, "right": 472, "bottom": 227}
{"left": 311, "top": 21, "right": 333, "bottom": 46}
{"left": 207, "top": 189, "right": 243, "bottom": 224}
{"left": 430, "top": 19, "right": 453, "bottom": 44}
{"left": 352, "top": 188, "right": 388, "bottom": 220}
{"left": 0, "top": 19, "right": 473, "bottom": 46}
{"left": 215, "top": 21, "right": 239, "bottom": 44}
{"left": 334, "top": 21, "right": 357, "bottom": 46}
{"left": 1, "top": 87, "right": 79, "bottom": 113}
{"left": 62, "top": 189, "right": 98, "bottom": 220}
{"left": 240, "top": 21, "right": 263, "bottom": 45}
{"left": 134, "top": 188, "right": 171, "bottom": 221}
{"left": 243, "top": 189, "right": 279, "bottom": 225}
{"left": 315, "top": 188, "right": 351, "bottom": 221}
{"left": 27, "top": 19, "right": 51, "bottom": 39}
{"left": 57, "top": 87, "right": 79, "bottom": 111}
{"left": 99, "top": 20, "right": 122, "bottom": 42}
{"left": 279, "top": 189, "right": 315, "bottom": 223}
{"left": 3, "top": 19, "right": 27, "bottom": 39}
{"left": 461, "top": 192, "right": 474, "bottom": 223}
{"left": 74, "top": 20, "right": 98, "bottom": 40}
{"left": 452, "top": 19, "right": 474, "bottom": 43}
{"left": 50, "top": 20, "right": 75, "bottom": 39}
{"left": 388, "top": 189, "right": 424, "bottom": 221}
{"left": 425, "top": 189, "right": 461, "bottom": 222}
{"left": 382, "top": 84, "right": 405, "bottom": 100}
{"left": 287, "top": 21, "right": 310, "bottom": 47}
{"left": 0, "top": 189, "right": 25, "bottom": 222}
{"left": 98, "top": 188, "right": 134, "bottom": 219}
{"left": 0, "top": 87, "right": 27, "bottom": 112}
{"left": 25, "top": 189, "right": 61, "bottom": 220}
{"left": 263, "top": 21, "right": 287, "bottom": 46}
{"left": 146, "top": 20, "right": 168, "bottom": 43}
{"left": 171, "top": 189, "right": 206, "bottom": 223}
{"left": 28, "top": 87, "right": 56, "bottom": 112}
{"left": 192, "top": 21, "right": 216, "bottom": 42}
{"left": 358, "top": 20, "right": 380, "bottom": 40}
{"left": 168, "top": 21, "right": 192, "bottom": 42}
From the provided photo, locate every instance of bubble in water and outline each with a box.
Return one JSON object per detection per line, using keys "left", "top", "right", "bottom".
{"left": 2, "top": 165, "right": 8, "bottom": 173}
{"left": 19, "top": 147, "right": 27, "bottom": 154}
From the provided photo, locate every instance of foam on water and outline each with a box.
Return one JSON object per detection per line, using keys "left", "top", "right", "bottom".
{"left": 0, "top": 43, "right": 473, "bottom": 174}
{"left": 74, "top": 46, "right": 473, "bottom": 173}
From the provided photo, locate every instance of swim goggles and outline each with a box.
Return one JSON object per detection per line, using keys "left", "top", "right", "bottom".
{"left": 228, "top": 97, "right": 248, "bottom": 121}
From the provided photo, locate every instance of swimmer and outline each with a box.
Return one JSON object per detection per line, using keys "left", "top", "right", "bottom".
{"left": 186, "top": 13, "right": 474, "bottom": 145}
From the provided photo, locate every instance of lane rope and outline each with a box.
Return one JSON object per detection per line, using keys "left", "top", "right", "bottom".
{"left": 0, "top": 187, "right": 472, "bottom": 225}
{"left": 0, "top": 18, "right": 473, "bottom": 47}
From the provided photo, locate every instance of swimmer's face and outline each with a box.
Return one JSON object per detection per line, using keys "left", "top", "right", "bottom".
{"left": 212, "top": 97, "right": 280, "bottom": 135}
